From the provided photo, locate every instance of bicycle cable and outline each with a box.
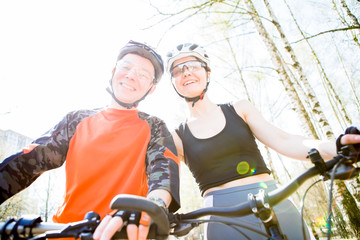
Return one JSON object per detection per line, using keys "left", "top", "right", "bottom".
{"left": 327, "top": 157, "right": 345, "bottom": 240}
{"left": 300, "top": 178, "right": 322, "bottom": 240}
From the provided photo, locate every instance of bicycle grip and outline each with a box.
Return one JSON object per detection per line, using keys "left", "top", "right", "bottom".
{"left": 110, "top": 194, "right": 169, "bottom": 238}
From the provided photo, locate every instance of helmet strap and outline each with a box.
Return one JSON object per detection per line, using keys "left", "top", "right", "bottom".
{"left": 172, "top": 81, "right": 209, "bottom": 107}
{"left": 185, "top": 81, "right": 209, "bottom": 107}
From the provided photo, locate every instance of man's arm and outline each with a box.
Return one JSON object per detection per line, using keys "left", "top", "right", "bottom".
{"left": 0, "top": 109, "right": 99, "bottom": 204}
{"left": 0, "top": 116, "right": 70, "bottom": 203}
{"left": 144, "top": 115, "right": 180, "bottom": 212}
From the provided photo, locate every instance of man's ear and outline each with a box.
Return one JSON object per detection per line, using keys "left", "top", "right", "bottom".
{"left": 149, "top": 85, "right": 157, "bottom": 94}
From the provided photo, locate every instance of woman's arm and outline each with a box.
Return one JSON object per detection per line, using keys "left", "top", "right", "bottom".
{"left": 233, "top": 100, "right": 359, "bottom": 161}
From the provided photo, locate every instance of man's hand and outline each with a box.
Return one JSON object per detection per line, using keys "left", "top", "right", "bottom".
{"left": 93, "top": 210, "right": 151, "bottom": 240}
{"left": 93, "top": 190, "right": 171, "bottom": 240}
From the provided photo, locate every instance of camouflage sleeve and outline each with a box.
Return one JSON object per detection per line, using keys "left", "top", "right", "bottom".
{"left": 0, "top": 110, "right": 87, "bottom": 204}
{"left": 144, "top": 115, "right": 180, "bottom": 212}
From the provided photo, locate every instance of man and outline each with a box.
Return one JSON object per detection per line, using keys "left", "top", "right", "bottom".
{"left": 0, "top": 40, "right": 180, "bottom": 240}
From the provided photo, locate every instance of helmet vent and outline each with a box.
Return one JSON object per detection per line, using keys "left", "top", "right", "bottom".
{"left": 166, "top": 43, "right": 210, "bottom": 73}
{"left": 189, "top": 44, "right": 198, "bottom": 50}
{"left": 176, "top": 44, "right": 184, "bottom": 51}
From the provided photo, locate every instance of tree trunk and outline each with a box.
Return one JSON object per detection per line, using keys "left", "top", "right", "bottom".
{"left": 332, "top": 0, "right": 360, "bottom": 48}
{"left": 246, "top": 0, "right": 360, "bottom": 237}
{"left": 262, "top": 0, "right": 334, "bottom": 140}
{"left": 283, "top": 0, "right": 353, "bottom": 128}
{"left": 244, "top": 0, "right": 317, "bottom": 138}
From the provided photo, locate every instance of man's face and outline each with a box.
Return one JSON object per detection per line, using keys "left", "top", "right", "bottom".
{"left": 111, "top": 53, "right": 155, "bottom": 107}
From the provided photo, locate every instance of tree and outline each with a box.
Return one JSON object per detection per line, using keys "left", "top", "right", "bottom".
{"left": 148, "top": 0, "right": 360, "bottom": 237}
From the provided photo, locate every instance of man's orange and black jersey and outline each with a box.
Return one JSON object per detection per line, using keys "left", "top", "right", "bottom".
{"left": 0, "top": 107, "right": 180, "bottom": 223}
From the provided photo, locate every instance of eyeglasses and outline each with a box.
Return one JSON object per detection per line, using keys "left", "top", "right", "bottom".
{"left": 116, "top": 60, "right": 154, "bottom": 83}
{"left": 170, "top": 60, "right": 206, "bottom": 78}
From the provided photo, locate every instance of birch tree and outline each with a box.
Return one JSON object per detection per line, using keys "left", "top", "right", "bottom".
{"left": 148, "top": 0, "right": 360, "bottom": 237}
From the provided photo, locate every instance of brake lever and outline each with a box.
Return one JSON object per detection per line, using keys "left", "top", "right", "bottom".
{"left": 327, "top": 145, "right": 360, "bottom": 180}
{"left": 329, "top": 164, "right": 360, "bottom": 180}
{"left": 338, "top": 145, "right": 358, "bottom": 164}
{"left": 30, "top": 212, "right": 100, "bottom": 240}
{"left": 171, "top": 222, "right": 197, "bottom": 237}
{"left": 169, "top": 212, "right": 199, "bottom": 238}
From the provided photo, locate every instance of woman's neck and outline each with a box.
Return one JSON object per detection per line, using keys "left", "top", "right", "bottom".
{"left": 187, "top": 96, "right": 217, "bottom": 119}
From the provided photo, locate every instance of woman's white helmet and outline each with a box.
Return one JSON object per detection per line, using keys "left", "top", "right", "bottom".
{"left": 166, "top": 43, "right": 210, "bottom": 73}
{"left": 166, "top": 43, "right": 211, "bottom": 107}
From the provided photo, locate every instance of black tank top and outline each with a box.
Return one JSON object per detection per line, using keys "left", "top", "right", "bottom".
{"left": 176, "top": 103, "right": 271, "bottom": 195}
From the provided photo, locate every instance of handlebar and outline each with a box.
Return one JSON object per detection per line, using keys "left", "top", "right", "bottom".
{"left": 1, "top": 146, "right": 359, "bottom": 239}
{"left": 0, "top": 211, "right": 163, "bottom": 240}
{"left": 1, "top": 220, "right": 66, "bottom": 236}
{"left": 172, "top": 148, "right": 359, "bottom": 222}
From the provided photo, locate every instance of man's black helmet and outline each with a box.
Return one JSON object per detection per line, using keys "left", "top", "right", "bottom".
{"left": 117, "top": 40, "right": 164, "bottom": 83}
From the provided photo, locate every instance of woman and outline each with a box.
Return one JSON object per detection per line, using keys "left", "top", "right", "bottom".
{"left": 165, "top": 43, "right": 360, "bottom": 239}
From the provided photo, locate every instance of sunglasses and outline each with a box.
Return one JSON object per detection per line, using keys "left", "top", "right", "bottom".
{"left": 170, "top": 60, "right": 206, "bottom": 78}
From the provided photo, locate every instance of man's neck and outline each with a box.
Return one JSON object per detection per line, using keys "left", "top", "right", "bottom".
{"left": 109, "top": 101, "right": 138, "bottom": 111}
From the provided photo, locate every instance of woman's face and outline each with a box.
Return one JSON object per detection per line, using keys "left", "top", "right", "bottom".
{"left": 170, "top": 56, "right": 209, "bottom": 98}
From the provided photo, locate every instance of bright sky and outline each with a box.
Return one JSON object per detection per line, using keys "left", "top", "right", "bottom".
{"left": 0, "top": 0, "right": 192, "bottom": 138}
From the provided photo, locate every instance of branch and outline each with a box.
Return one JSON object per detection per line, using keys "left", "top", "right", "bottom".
{"left": 143, "top": 0, "right": 214, "bottom": 30}
{"left": 293, "top": 26, "right": 360, "bottom": 43}
{"left": 144, "top": 1, "right": 223, "bottom": 46}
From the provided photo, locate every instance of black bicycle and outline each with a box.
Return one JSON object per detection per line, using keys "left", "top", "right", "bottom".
{"left": 1, "top": 145, "right": 359, "bottom": 240}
